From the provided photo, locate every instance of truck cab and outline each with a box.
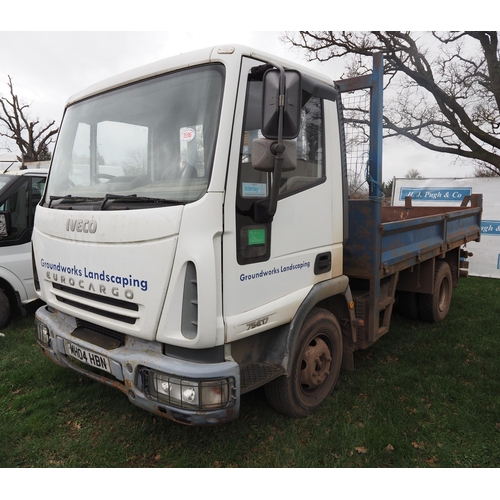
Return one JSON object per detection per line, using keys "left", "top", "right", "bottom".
{"left": 33, "top": 45, "right": 350, "bottom": 424}
{"left": 0, "top": 164, "right": 48, "bottom": 327}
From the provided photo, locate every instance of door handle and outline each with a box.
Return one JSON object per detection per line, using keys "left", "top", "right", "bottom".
{"left": 314, "top": 252, "right": 332, "bottom": 275}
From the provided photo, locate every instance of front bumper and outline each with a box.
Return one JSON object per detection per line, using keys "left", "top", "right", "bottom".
{"left": 35, "top": 305, "right": 240, "bottom": 426}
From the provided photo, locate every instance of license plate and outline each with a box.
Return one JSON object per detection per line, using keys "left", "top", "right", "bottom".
{"left": 64, "top": 340, "right": 111, "bottom": 373}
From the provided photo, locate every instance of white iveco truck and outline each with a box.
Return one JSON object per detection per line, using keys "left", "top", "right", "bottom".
{"left": 33, "top": 45, "right": 482, "bottom": 425}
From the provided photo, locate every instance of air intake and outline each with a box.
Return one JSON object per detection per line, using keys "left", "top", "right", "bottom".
{"left": 181, "top": 261, "right": 198, "bottom": 340}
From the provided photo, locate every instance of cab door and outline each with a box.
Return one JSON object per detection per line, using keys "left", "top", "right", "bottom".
{"left": 223, "top": 58, "right": 344, "bottom": 343}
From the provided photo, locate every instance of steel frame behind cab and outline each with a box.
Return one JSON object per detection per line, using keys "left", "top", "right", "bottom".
{"left": 336, "top": 54, "right": 482, "bottom": 348}
{"left": 336, "top": 53, "right": 388, "bottom": 347}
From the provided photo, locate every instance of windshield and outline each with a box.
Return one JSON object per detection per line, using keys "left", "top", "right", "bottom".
{"left": 45, "top": 64, "right": 225, "bottom": 209}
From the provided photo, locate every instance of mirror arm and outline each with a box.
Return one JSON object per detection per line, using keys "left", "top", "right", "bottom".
{"left": 265, "top": 64, "right": 286, "bottom": 221}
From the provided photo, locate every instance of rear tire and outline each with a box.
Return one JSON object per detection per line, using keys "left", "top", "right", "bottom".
{"left": 396, "top": 291, "right": 419, "bottom": 320}
{"left": 264, "top": 307, "right": 342, "bottom": 417}
{"left": 0, "top": 290, "right": 11, "bottom": 329}
{"left": 419, "top": 260, "right": 452, "bottom": 323}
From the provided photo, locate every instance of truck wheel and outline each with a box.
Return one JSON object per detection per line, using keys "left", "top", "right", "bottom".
{"left": 419, "top": 261, "right": 452, "bottom": 323}
{"left": 397, "top": 291, "right": 419, "bottom": 320}
{"left": 0, "top": 290, "right": 11, "bottom": 329}
{"left": 264, "top": 307, "right": 342, "bottom": 417}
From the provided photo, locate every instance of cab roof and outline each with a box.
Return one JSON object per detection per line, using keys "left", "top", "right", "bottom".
{"left": 66, "top": 44, "right": 335, "bottom": 107}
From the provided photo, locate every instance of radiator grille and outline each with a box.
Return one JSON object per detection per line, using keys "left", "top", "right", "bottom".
{"left": 52, "top": 282, "right": 139, "bottom": 324}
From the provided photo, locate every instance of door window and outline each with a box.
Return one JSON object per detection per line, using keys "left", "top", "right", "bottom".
{"left": 235, "top": 72, "right": 326, "bottom": 265}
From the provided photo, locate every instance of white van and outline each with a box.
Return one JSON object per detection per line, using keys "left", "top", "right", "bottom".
{"left": 0, "top": 162, "right": 48, "bottom": 327}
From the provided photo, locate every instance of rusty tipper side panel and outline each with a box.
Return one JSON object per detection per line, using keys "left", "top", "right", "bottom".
{"left": 379, "top": 197, "right": 482, "bottom": 277}
{"left": 344, "top": 196, "right": 482, "bottom": 280}
{"left": 343, "top": 195, "right": 482, "bottom": 348}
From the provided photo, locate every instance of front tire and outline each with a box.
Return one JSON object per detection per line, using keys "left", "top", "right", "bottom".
{"left": 265, "top": 307, "right": 342, "bottom": 417}
{"left": 419, "top": 260, "right": 453, "bottom": 323}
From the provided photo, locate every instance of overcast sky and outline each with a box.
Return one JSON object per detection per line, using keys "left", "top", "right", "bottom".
{"left": 0, "top": 30, "right": 477, "bottom": 181}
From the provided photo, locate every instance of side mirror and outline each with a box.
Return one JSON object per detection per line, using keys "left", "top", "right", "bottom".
{"left": 0, "top": 212, "right": 11, "bottom": 238}
{"left": 262, "top": 69, "right": 302, "bottom": 140}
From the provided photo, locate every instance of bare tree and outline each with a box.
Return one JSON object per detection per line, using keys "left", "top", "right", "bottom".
{"left": 0, "top": 75, "right": 58, "bottom": 163}
{"left": 473, "top": 164, "right": 498, "bottom": 177}
{"left": 406, "top": 168, "right": 423, "bottom": 179}
{"left": 283, "top": 32, "right": 500, "bottom": 176}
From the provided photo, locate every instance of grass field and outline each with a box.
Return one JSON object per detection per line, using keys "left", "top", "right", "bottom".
{"left": 1, "top": 276, "right": 500, "bottom": 468}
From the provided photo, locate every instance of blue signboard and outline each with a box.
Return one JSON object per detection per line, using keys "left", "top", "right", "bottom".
{"left": 399, "top": 187, "right": 472, "bottom": 202}
{"left": 481, "top": 220, "right": 500, "bottom": 236}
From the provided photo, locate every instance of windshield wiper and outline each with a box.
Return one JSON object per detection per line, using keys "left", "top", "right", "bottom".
{"left": 100, "top": 193, "right": 185, "bottom": 210}
{"left": 49, "top": 193, "right": 183, "bottom": 210}
{"left": 49, "top": 194, "right": 101, "bottom": 208}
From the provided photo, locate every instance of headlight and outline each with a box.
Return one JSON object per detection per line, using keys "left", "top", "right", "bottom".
{"left": 35, "top": 319, "right": 51, "bottom": 347}
{"left": 142, "top": 369, "right": 235, "bottom": 411}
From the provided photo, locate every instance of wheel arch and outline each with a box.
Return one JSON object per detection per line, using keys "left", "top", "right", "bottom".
{"left": 284, "top": 275, "right": 356, "bottom": 374}
{"left": 231, "top": 276, "right": 356, "bottom": 394}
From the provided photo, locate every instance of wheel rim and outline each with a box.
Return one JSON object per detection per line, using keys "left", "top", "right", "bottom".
{"left": 300, "top": 336, "right": 332, "bottom": 391}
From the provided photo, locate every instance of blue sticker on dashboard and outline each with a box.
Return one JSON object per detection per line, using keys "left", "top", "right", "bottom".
{"left": 242, "top": 182, "right": 267, "bottom": 198}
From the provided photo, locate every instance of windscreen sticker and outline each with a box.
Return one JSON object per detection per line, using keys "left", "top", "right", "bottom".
{"left": 180, "top": 128, "right": 196, "bottom": 143}
{"left": 242, "top": 182, "right": 267, "bottom": 198}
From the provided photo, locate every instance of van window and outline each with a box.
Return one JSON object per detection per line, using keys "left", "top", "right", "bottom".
{"left": 0, "top": 176, "right": 46, "bottom": 243}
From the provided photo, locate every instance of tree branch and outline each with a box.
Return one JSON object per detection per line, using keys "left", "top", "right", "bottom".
{"left": 285, "top": 31, "right": 500, "bottom": 173}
